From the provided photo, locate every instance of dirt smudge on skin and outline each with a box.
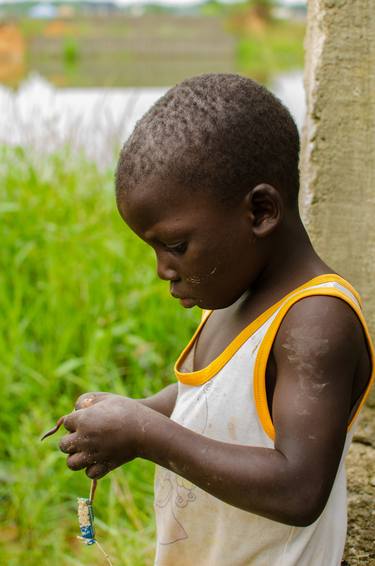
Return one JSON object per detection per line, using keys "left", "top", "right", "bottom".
{"left": 186, "top": 267, "right": 218, "bottom": 286}
{"left": 282, "top": 326, "right": 331, "bottom": 404}
{"left": 283, "top": 326, "right": 330, "bottom": 359}
{"left": 186, "top": 275, "right": 202, "bottom": 285}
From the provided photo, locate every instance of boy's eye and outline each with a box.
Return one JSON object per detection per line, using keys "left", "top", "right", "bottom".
{"left": 165, "top": 242, "right": 187, "bottom": 254}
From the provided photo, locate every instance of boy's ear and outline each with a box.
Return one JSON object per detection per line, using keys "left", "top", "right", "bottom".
{"left": 245, "top": 184, "right": 284, "bottom": 238}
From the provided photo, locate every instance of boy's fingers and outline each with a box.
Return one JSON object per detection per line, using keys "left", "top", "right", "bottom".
{"left": 59, "top": 432, "right": 79, "bottom": 454}
{"left": 75, "top": 392, "right": 108, "bottom": 410}
{"left": 86, "top": 463, "right": 110, "bottom": 480}
{"left": 62, "top": 411, "right": 82, "bottom": 432}
{"left": 67, "top": 452, "right": 96, "bottom": 472}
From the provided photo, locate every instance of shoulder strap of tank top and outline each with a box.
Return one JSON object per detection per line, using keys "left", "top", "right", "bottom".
{"left": 253, "top": 276, "right": 375, "bottom": 440}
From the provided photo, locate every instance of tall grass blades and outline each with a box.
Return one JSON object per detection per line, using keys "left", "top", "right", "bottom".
{"left": 0, "top": 146, "right": 199, "bottom": 565}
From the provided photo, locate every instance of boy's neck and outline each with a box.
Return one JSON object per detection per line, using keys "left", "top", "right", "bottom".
{"left": 250, "top": 214, "right": 333, "bottom": 304}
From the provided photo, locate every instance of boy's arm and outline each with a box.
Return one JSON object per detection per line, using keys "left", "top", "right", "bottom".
{"left": 138, "top": 383, "right": 178, "bottom": 416}
{"left": 61, "top": 296, "right": 368, "bottom": 526}
{"left": 75, "top": 383, "right": 178, "bottom": 417}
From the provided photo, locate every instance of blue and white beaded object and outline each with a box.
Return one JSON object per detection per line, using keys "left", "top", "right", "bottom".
{"left": 77, "top": 497, "right": 96, "bottom": 545}
{"left": 76, "top": 482, "right": 113, "bottom": 565}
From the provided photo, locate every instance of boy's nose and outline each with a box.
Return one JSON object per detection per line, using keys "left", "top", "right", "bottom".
{"left": 156, "top": 252, "right": 179, "bottom": 281}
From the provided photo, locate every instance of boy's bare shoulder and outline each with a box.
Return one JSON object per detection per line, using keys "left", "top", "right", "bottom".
{"left": 275, "top": 294, "right": 365, "bottom": 358}
{"left": 271, "top": 294, "right": 370, "bottom": 421}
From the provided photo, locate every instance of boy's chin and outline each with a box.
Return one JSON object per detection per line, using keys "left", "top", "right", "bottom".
{"left": 197, "top": 292, "right": 248, "bottom": 311}
{"left": 178, "top": 297, "right": 197, "bottom": 308}
{"left": 176, "top": 291, "right": 246, "bottom": 311}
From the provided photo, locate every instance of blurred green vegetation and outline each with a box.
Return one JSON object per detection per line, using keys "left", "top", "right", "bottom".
{"left": 0, "top": 147, "right": 200, "bottom": 565}
{"left": 63, "top": 38, "right": 80, "bottom": 66}
{"left": 10, "top": 12, "right": 304, "bottom": 88}
{"left": 231, "top": 17, "right": 305, "bottom": 80}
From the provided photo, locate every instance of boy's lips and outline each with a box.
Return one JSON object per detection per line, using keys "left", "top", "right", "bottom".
{"left": 170, "top": 289, "right": 190, "bottom": 301}
{"left": 170, "top": 286, "right": 195, "bottom": 307}
{"left": 169, "top": 284, "right": 183, "bottom": 299}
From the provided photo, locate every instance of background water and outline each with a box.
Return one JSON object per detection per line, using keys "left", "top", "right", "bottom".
{"left": 0, "top": 70, "right": 304, "bottom": 166}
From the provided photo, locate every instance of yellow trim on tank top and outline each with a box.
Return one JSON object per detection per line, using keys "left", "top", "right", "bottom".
{"left": 253, "top": 287, "right": 375, "bottom": 440}
{"left": 174, "top": 273, "right": 362, "bottom": 386}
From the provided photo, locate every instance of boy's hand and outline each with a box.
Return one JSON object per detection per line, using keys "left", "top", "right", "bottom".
{"left": 74, "top": 391, "right": 123, "bottom": 410}
{"left": 59, "top": 396, "right": 149, "bottom": 479}
{"left": 75, "top": 384, "right": 178, "bottom": 417}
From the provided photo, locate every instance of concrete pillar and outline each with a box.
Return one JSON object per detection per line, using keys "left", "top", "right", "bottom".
{"left": 301, "top": 0, "right": 375, "bottom": 351}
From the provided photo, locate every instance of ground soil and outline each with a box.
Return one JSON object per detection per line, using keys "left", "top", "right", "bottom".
{"left": 344, "top": 404, "right": 375, "bottom": 565}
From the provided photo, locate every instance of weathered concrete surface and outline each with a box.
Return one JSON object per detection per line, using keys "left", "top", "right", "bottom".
{"left": 301, "top": 0, "right": 375, "bottom": 357}
{"left": 302, "top": 2, "right": 375, "bottom": 562}
{"left": 344, "top": 406, "right": 375, "bottom": 565}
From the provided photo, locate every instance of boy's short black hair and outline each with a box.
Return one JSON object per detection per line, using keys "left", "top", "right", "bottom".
{"left": 116, "top": 73, "right": 300, "bottom": 206}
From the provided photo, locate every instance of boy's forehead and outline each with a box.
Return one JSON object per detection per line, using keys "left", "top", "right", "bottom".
{"left": 121, "top": 176, "right": 187, "bottom": 218}
{"left": 118, "top": 175, "right": 227, "bottom": 233}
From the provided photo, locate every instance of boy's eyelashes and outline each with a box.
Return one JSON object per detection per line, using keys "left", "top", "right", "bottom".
{"left": 163, "top": 241, "right": 188, "bottom": 254}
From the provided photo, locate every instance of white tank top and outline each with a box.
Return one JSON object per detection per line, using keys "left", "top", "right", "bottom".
{"left": 154, "top": 275, "right": 375, "bottom": 566}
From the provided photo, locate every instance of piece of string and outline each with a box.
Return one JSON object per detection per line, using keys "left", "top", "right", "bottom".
{"left": 78, "top": 479, "right": 114, "bottom": 566}
{"left": 77, "top": 535, "right": 114, "bottom": 566}
{"left": 95, "top": 539, "right": 114, "bottom": 566}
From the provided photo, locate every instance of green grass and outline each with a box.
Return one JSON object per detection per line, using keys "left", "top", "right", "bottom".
{"left": 0, "top": 147, "right": 200, "bottom": 565}
{"left": 233, "top": 18, "right": 305, "bottom": 81}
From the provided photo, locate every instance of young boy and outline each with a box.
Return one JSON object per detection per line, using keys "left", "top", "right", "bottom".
{"left": 59, "top": 74, "right": 374, "bottom": 565}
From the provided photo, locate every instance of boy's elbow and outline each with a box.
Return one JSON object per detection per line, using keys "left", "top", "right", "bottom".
{"left": 287, "top": 507, "right": 321, "bottom": 527}
{"left": 280, "top": 486, "right": 328, "bottom": 527}
{"left": 242, "top": 485, "right": 327, "bottom": 527}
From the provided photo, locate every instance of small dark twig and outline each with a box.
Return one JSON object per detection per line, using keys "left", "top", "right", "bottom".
{"left": 40, "top": 416, "right": 65, "bottom": 441}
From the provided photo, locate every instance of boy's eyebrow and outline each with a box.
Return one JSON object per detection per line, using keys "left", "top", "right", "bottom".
{"left": 144, "top": 223, "right": 191, "bottom": 242}
{"left": 149, "top": 234, "right": 189, "bottom": 246}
